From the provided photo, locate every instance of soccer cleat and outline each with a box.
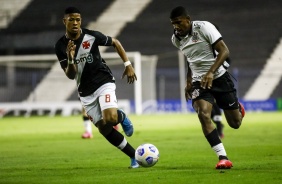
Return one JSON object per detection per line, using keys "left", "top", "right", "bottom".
{"left": 118, "top": 109, "right": 134, "bottom": 137}
{"left": 215, "top": 159, "right": 233, "bottom": 169}
{"left": 239, "top": 102, "right": 245, "bottom": 118}
{"left": 128, "top": 158, "right": 139, "bottom": 169}
{"left": 81, "top": 132, "right": 93, "bottom": 139}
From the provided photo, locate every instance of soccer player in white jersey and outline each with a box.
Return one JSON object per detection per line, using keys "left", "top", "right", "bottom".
{"left": 170, "top": 6, "right": 245, "bottom": 169}
{"left": 81, "top": 106, "right": 93, "bottom": 139}
{"left": 55, "top": 7, "right": 139, "bottom": 168}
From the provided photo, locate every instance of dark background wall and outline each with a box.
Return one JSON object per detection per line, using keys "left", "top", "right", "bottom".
{"left": 0, "top": 0, "right": 281, "bottom": 101}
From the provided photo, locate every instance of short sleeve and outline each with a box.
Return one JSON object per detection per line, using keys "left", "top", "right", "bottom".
{"left": 54, "top": 40, "right": 68, "bottom": 70}
{"left": 94, "top": 31, "right": 113, "bottom": 46}
{"left": 200, "top": 21, "right": 222, "bottom": 45}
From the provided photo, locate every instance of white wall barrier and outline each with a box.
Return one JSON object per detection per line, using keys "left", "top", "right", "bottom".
{"left": 0, "top": 100, "right": 130, "bottom": 118}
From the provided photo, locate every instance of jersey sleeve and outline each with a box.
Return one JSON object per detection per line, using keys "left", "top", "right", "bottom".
{"left": 200, "top": 21, "right": 222, "bottom": 45}
{"left": 54, "top": 41, "right": 68, "bottom": 70}
{"left": 94, "top": 31, "right": 113, "bottom": 46}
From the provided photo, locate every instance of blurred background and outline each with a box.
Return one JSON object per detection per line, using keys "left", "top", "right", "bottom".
{"left": 0, "top": 0, "right": 282, "bottom": 116}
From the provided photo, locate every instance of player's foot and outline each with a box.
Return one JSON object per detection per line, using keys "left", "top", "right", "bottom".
{"left": 128, "top": 158, "right": 139, "bottom": 169}
{"left": 118, "top": 109, "right": 134, "bottom": 137}
{"left": 81, "top": 132, "right": 93, "bottom": 139}
{"left": 215, "top": 159, "right": 233, "bottom": 169}
{"left": 239, "top": 102, "right": 245, "bottom": 118}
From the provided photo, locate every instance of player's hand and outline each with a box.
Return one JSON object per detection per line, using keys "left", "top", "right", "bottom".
{"left": 201, "top": 72, "right": 214, "bottom": 89}
{"left": 122, "top": 65, "right": 137, "bottom": 84}
{"left": 66, "top": 40, "right": 76, "bottom": 61}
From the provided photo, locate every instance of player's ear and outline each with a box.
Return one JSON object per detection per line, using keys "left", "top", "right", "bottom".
{"left": 186, "top": 18, "right": 190, "bottom": 24}
{"left": 63, "top": 18, "right": 66, "bottom": 25}
{"left": 186, "top": 16, "right": 191, "bottom": 23}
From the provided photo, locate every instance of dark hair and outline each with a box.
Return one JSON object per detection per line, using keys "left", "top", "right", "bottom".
{"left": 65, "top": 7, "right": 81, "bottom": 15}
{"left": 170, "top": 6, "right": 189, "bottom": 19}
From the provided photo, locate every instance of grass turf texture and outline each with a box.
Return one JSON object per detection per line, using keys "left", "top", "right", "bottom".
{"left": 0, "top": 112, "right": 282, "bottom": 184}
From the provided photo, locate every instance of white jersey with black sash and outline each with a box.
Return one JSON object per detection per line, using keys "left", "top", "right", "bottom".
{"left": 55, "top": 28, "right": 115, "bottom": 97}
{"left": 171, "top": 21, "right": 227, "bottom": 82}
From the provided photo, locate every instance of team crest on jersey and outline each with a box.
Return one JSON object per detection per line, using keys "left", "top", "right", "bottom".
{"left": 191, "top": 89, "right": 200, "bottom": 99}
{"left": 192, "top": 32, "right": 199, "bottom": 42}
{"left": 82, "top": 41, "right": 91, "bottom": 49}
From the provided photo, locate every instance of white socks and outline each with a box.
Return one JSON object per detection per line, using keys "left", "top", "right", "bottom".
{"left": 212, "top": 143, "right": 227, "bottom": 157}
{"left": 83, "top": 120, "right": 92, "bottom": 133}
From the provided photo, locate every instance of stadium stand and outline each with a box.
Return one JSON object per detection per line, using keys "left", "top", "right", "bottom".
{"left": 0, "top": 0, "right": 282, "bottom": 103}
{"left": 0, "top": 0, "right": 31, "bottom": 29}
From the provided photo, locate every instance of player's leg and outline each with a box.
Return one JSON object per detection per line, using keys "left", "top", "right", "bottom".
{"left": 113, "top": 124, "right": 119, "bottom": 131}
{"left": 211, "top": 103, "right": 224, "bottom": 138}
{"left": 117, "top": 108, "right": 133, "bottom": 136}
{"left": 218, "top": 91, "right": 244, "bottom": 129}
{"left": 214, "top": 73, "right": 245, "bottom": 129}
{"left": 91, "top": 83, "right": 138, "bottom": 168}
{"left": 95, "top": 107, "right": 138, "bottom": 168}
{"left": 193, "top": 96, "right": 232, "bottom": 169}
{"left": 81, "top": 106, "right": 93, "bottom": 139}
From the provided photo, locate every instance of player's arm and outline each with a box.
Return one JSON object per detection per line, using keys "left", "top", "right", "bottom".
{"left": 201, "top": 40, "right": 229, "bottom": 89}
{"left": 65, "top": 40, "right": 77, "bottom": 79}
{"left": 209, "top": 40, "right": 229, "bottom": 74}
{"left": 111, "top": 38, "right": 137, "bottom": 84}
{"left": 185, "top": 64, "right": 192, "bottom": 101}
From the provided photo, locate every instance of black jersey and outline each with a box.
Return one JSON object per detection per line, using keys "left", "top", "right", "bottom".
{"left": 55, "top": 28, "right": 115, "bottom": 97}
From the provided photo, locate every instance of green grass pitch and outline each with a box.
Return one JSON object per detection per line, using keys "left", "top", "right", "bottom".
{"left": 0, "top": 112, "right": 282, "bottom": 184}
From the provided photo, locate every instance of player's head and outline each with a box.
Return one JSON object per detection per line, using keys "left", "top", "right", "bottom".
{"left": 63, "top": 7, "right": 82, "bottom": 36}
{"left": 170, "top": 6, "right": 191, "bottom": 36}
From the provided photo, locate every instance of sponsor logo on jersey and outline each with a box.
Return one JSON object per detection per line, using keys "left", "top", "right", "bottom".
{"left": 74, "top": 53, "right": 94, "bottom": 64}
{"left": 193, "top": 75, "right": 202, "bottom": 80}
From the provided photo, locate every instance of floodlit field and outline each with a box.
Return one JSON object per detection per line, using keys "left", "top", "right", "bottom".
{"left": 0, "top": 112, "right": 282, "bottom": 184}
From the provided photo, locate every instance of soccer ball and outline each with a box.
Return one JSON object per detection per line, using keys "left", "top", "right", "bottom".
{"left": 135, "top": 143, "right": 159, "bottom": 167}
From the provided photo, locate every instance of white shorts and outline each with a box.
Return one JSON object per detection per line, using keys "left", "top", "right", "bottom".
{"left": 79, "top": 83, "right": 118, "bottom": 124}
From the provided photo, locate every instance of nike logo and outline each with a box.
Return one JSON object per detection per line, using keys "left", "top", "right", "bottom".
{"left": 229, "top": 102, "right": 235, "bottom": 106}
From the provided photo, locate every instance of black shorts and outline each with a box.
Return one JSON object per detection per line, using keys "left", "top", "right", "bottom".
{"left": 191, "top": 72, "right": 239, "bottom": 110}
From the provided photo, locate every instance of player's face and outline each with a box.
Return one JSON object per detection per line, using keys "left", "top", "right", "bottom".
{"left": 63, "top": 13, "right": 82, "bottom": 35}
{"left": 170, "top": 16, "right": 190, "bottom": 36}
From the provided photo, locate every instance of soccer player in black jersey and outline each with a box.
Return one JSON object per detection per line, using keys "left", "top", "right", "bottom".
{"left": 170, "top": 6, "right": 245, "bottom": 169}
{"left": 55, "top": 7, "right": 138, "bottom": 168}
{"left": 80, "top": 103, "right": 119, "bottom": 139}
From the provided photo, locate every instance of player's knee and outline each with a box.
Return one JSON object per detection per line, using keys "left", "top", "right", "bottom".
{"left": 229, "top": 120, "right": 241, "bottom": 129}
{"left": 96, "top": 120, "right": 112, "bottom": 136}
{"left": 197, "top": 110, "right": 211, "bottom": 123}
{"left": 104, "top": 114, "right": 118, "bottom": 125}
